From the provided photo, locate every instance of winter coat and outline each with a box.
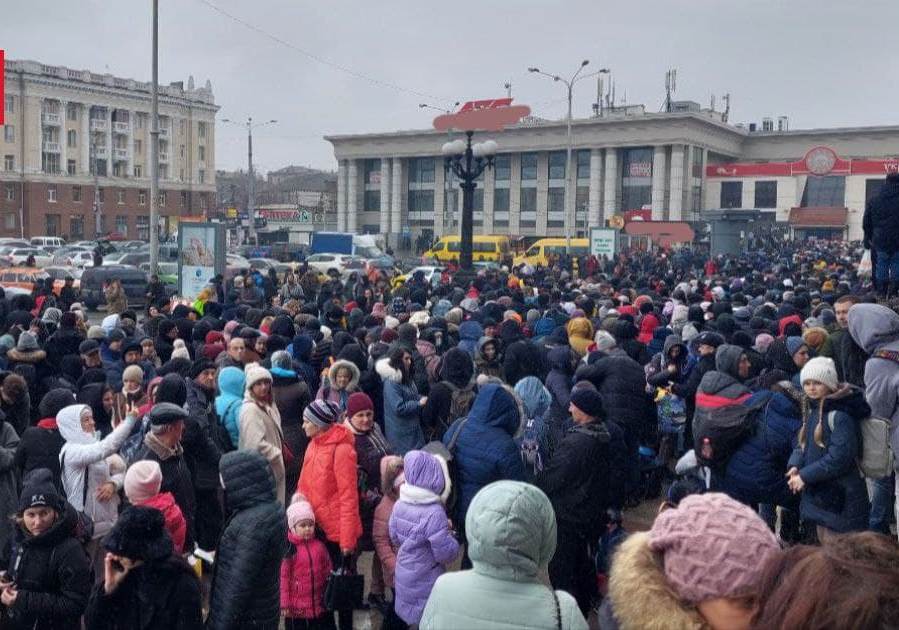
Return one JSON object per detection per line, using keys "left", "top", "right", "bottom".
{"left": 297, "top": 423, "right": 362, "bottom": 551}
{"left": 183, "top": 379, "right": 222, "bottom": 490}
{"left": 389, "top": 452, "right": 459, "bottom": 624}
{"left": 515, "top": 376, "right": 562, "bottom": 476}
{"left": 15, "top": 419, "right": 64, "bottom": 489}
{"left": 0, "top": 387, "right": 31, "bottom": 437}
{"left": 645, "top": 334, "right": 691, "bottom": 390}
{"left": 372, "top": 495, "right": 398, "bottom": 588}
{"left": 420, "top": 481, "right": 587, "bottom": 630}
{"left": 316, "top": 359, "right": 360, "bottom": 410}
{"left": 214, "top": 367, "right": 245, "bottom": 449}
{"left": 138, "top": 491, "right": 187, "bottom": 555}
{"left": 104, "top": 283, "right": 127, "bottom": 314}
{"left": 134, "top": 433, "right": 197, "bottom": 550}
{"left": 279, "top": 533, "right": 332, "bottom": 619}
{"left": 645, "top": 326, "right": 672, "bottom": 358}
{"left": 566, "top": 317, "right": 594, "bottom": 358}
{"left": 422, "top": 349, "right": 476, "bottom": 441}
{"left": 848, "top": 303, "right": 899, "bottom": 474}
{"left": 598, "top": 532, "right": 706, "bottom": 630}
{"left": 502, "top": 338, "right": 545, "bottom": 386}
{"left": 348, "top": 420, "right": 392, "bottom": 545}
{"left": 84, "top": 556, "right": 202, "bottom": 630}
{"left": 2, "top": 503, "right": 92, "bottom": 630}
{"left": 545, "top": 346, "right": 575, "bottom": 422}
{"left": 788, "top": 389, "right": 871, "bottom": 533}
{"left": 377, "top": 358, "right": 424, "bottom": 455}
{"left": 207, "top": 451, "right": 287, "bottom": 630}
{"left": 862, "top": 175, "right": 899, "bottom": 253}
{"left": 443, "top": 384, "right": 525, "bottom": 525}
{"left": 0, "top": 421, "right": 20, "bottom": 557}
{"left": 458, "top": 321, "right": 484, "bottom": 358}
{"left": 474, "top": 337, "right": 502, "bottom": 379}
{"left": 575, "top": 351, "right": 656, "bottom": 442}
{"left": 239, "top": 395, "right": 286, "bottom": 507}
{"left": 271, "top": 367, "right": 311, "bottom": 491}
{"left": 57, "top": 405, "right": 136, "bottom": 539}
{"left": 718, "top": 389, "right": 802, "bottom": 508}
{"left": 636, "top": 312, "right": 661, "bottom": 346}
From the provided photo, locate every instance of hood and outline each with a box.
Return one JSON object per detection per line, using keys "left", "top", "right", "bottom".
{"left": 820, "top": 383, "right": 872, "bottom": 420}
{"left": 848, "top": 303, "right": 899, "bottom": 355}
{"left": 514, "top": 376, "right": 551, "bottom": 419}
{"left": 328, "top": 359, "right": 361, "bottom": 390}
{"left": 403, "top": 450, "right": 446, "bottom": 496}
{"left": 438, "top": 347, "right": 474, "bottom": 388}
{"left": 220, "top": 450, "right": 276, "bottom": 511}
{"left": 337, "top": 344, "right": 368, "bottom": 374}
{"left": 217, "top": 366, "right": 246, "bottom": 398}
{"left": 466, "top": 481, "right": 556, "bottom": 581}
{"left": 662, "top": 334, "right": 686, "bottom": 362}
{"left": 612, "top": 319, "right": 638, "bottom": 341}
{"left": 57, "top": 404, "right": 93, "bottom": 445}
{"left": 459, "top": 320, "right": 484, "bottom": 342}
{"left": 764, "top": 337, "right": 799, "bottom": 375}
{"left": 607, "top": 532, "right": 706, "bottom": 630}
{"left": 566, "top": 317, "right": 594, "bottom": 341}
{"left": 499, "top": 320, "right": 524, "bottom": 346}
{"left": 476, "top": 336, "right": 500, "bottom": 361}
{"left": 698, "top": 370, "right": 750, "bottom": 400}
{"left": 545, "top": 326, "right": 570, "bottom": 347}
{"left": 468, "top": 384, "right": 521, "bottom": 436}
{"left": 548, "top": 345, "right": 574, "bottom": 373}
{"left": 375, "top": 357, "right": 404, "bottom": 383}
{"left": 533, "top": 317, "right": 556, "bottom": 338}
{"left": 714, "top": 344, "right": 745, "bottom": 380}
{"left": 291, "top": 335, "right": 314, "bottom": 362}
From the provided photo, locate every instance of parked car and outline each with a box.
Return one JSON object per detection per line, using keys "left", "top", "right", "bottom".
{"left": 30, "top": 236, "right": 66, "bottom": 249}
{"left": 304, "top": 253, "right": 364, "bottom": 276}
{"left": 53, "top": 250, "right": 95, "bottom": 268}
{"left": 4, "top": 248, "right": 54, "bottom": 267}
{"left": 79, "top": 265, "right": 150, "bottom": 310}
{"left": 139, "top": 261, "right": 178, "bottom": 286}
{"left": 104, "top": 251, "right": 150, "bottom": 267}
{"left": 43, "top": 266, "right": 82, "bottom": 290}
{"left": 0, "top": 268, "right": 66, "bottom": 294}
{"left": 0, "top": 239, "right": 30, "bottom": 248}
{"left": 391, "top": 266, "right": 445, "bottom": 289}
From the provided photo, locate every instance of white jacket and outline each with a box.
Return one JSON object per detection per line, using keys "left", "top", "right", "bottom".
{"left": 58, "top": 404, "right": 136, "bottom": 538}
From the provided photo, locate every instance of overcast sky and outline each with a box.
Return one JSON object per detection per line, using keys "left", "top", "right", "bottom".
{"left": 5, "top": 0, "right": 899, "bottom": 173}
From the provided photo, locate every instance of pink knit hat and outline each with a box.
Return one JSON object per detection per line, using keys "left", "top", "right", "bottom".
{"left": 286, "top": 500, "right": 315, "bottom": 529}
{"left": 123, "top": 460, "right": 162, "bottom": 505}
{"left": 648, "top": 493, "right": 779, "bottom": 604}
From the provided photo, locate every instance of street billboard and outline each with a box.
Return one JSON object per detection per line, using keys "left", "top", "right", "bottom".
{"left": 590, "top": 227, "right": 618, "bottom": 257}
{"left": 178, "top": 222, "right": 225, "bottom": 301}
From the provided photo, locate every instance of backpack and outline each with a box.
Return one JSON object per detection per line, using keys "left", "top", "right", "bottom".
{"left": 445, "top": 382, "right": 476, "bottom": 424}
{"left": 693, "top": 398, "right": 767, "bottom": 469}
{"left": 422, "top": 416, "right": 470, "bottom": 516}
{"left": 519, "top": 416, "right": 546, "bottom": 477}
{"left": 827, "top": 411, "right": 894, "bottom": 479}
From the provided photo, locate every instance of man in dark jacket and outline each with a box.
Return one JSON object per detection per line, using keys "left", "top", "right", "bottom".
{"left": 500, "top": 319, "right": 545, "bottom": 386}
{"left": 269, "top": 350, "right": 311, "bottom": 492}
{"left": 207, "top": 451, "right": 287, "bottom": 630}
{"left": 14, "top": 388, "right": 74, "bottom": 490}
{"left": 184, "top": 360, "right": 224, "bottom": 553}
{"left": 670, "top": 331, "right": 724, "bottom": 443}
{"left": 863, "top": 170, "right": 899, "bottom": 297}
{"left": 422, "top": 347, "right": 475, "bottom": 442}
{"left": 537, "top": 387, "right": 611, "bottom": 616}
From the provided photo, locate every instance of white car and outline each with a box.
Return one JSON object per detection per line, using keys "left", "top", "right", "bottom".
{"left": 4, "top": 248, "right": 53, "bottom": 267}
{"left": 404, "top": 266, "right": 444, "bottom": 286}
{"left": 304, "top": 253, "right": 365, "bottom": 277}
{"left": 55, "top": 250, "right": 95, "bottom": 268}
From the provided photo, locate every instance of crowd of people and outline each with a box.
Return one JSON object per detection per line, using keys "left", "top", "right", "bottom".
{"left": 0, "top": 191, "right": 897, "bottom": 628}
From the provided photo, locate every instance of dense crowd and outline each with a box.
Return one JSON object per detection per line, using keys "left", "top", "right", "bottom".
{"left": 0, "top": 174, "right": 897, "bottom": 629}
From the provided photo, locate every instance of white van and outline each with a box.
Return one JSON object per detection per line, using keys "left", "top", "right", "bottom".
{"left": 30, "top": 236, "right": 66, "bottom": 249}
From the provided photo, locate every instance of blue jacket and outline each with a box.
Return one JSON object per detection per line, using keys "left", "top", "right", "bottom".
{"left": 458, "top": 321, "right": 484, "bottom": 359}
{"left": 788, "top": 392, "right": 870, "bottom": 533}
{"left": 215, "top": 367, "right": 246, "bottom": 448}
{"left": 376, "top": 358, "right": 423, "bottom": 455}
{"left": 443, "top": 384, "right": 525, "bottom": 525}
{"left": 718, "top": 389, "right": 802, "bottom": 508}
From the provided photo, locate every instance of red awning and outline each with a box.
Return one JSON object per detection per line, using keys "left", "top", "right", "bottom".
{"left": 787, "top": 207, "right": 848, "bottom": 228}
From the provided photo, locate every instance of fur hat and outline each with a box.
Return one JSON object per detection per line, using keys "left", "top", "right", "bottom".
{"left": 799, "top": 356, "right": 839, "bottom": 391}
{"left": 38, "top": 388, "right": 76, "bottom": 420}
{"left": 103, "top": 506, "right": 173, "bottom": 562}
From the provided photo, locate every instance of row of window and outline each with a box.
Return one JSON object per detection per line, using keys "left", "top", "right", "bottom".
{"left": 720, "top": 177, "right": 890, "bottom": 209}
{"left": 42, "top": 213, "right": 151, "bottom": 239}
{"left": 1, "top": 183, "right": 207, "bottom": 209}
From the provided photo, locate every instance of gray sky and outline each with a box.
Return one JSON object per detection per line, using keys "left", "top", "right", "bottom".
{"left": 5, "top": 0, "right": 899, "bottom": 173}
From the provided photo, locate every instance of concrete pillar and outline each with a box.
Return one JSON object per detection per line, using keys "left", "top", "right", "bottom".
{"left": 58, "top": 100, "right": 68, "bottom": 174}
{"left": 336, "top": 160, "right": 347, "bottom": 232}
{"left": 669, "top": 144, "right": 685, "bottom": 221}
{"left": 346, "top": 160, "right": 358, "bottom": 233}
{"left": 741, "top": 180, "right": 755, "bottom": 210}
{"left": 484, "top": 164, "right": 495, "bottom": 234}
{"left": 651, "top": 145, "right": 667, "bottom": 220}
{"left": 379, "top": 159, "right": 391, "bottom": 236}
{"left": 603, "top": 149, "right": 618, "bottom": 222}
{"left": 127, "top": 110, "right": 135, "bottom": 178}
{"left": 588, "top": 148, "right": 602, "bottom": 228}
{"left": 391, "top": 158, "right": 403, "bottom": 247}
{"left": 106, "top": 108, "right": 113, "bottom": 175}
{"left": 80, "top": 104, "right": 90, "bottom": 175}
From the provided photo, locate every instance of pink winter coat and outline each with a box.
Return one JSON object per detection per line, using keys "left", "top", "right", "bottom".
{"left": 372, "top": 495, "right": 398, "bottom": 588}
{"left": 280, "top": 532, "right": 333, "bottom": 619}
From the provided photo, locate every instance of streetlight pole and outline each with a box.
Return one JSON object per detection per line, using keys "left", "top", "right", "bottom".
{"left": 442, "top": 134, "right": 496, "bottom": 271}
{"left": 149, "top": 0, "right": 159, "bottom": 274}
{"left": 529, "top": 62, "right": 609, "bottom": 249}
{"left": 221, "top": 117, "right": 277, "bottom": 246}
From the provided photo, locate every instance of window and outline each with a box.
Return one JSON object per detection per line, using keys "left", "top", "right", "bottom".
{"left": 70, "top": 214, "right": 84, "bottom": 239}
{"left": 198, "top": 169, "right": 205, "bottom": 184}
{"left": 364, "top": 190, "right": 380, "bottom": 212}
{"left": 66, "top": 103, "right": 78, "bottom": 121}
{"left": 139, "top": 190, "right": 146, "bottom": 205}
{"left": 180, "top": 191, "right": 187, "bottom": 207}
{"left": 3, "top": 155, "right": 13, "bottom": 171}
{"left": 67, "top": 159, "right": 76, "bottom": 175}
{"left": 866, "top": 178, "right": 887, "bottom": 203}
{"left": 407, "top": 189, "right": 434, "bottom": 213}
{"left": 4, "top": 214, "right": 16, "bottom": 230}
{"left": 133, "top": 165, "right": 142, "bottom": 178}
{"left": 200, "top": 194, "right": 207, "bottom": 209}
{"left": 48, "top": 186, "right": 57, "bottom": 203}
{"left": 117, "top": 215, "right": 129, "bottom": 237}
{"left": 134, "top": 140, "right": 142, "bottom": 154}
{"left": 117, "top": 190, "right": 125, "bottom": 204}
{"left": 3, "top": 96, "right": 13, "bottom": 114}
{"left": 520, "top": 188, "right": 537, "bottom": 212}
{"left": 363, "top": 159, "right": 381, "bottom": 185}
{"left": 198, "top": 146, "right": 205, "bottom": 161}
{"left": 620, "top": 147, "right": 653, "bottom": 211}
{"left": 136, "top": 216, "right": 149, "bottom": 240}
{"left": 754, "top": 181, "right": 777, "bottom": 208}
{"left": 4, "top": 126, "right": 15, "bottom": 143}
{"left": 180, "top": 119, "right": 186, "bottom": 135}
{"left": 72, "top": 186, "right": 81, "bottom": 202}
{"left": 158, "top": 164, "right": 167, "bottom": 179}
{"left": 5, "top": 185, "right": 14, "bottom": 201}
{"left": 801, "top": 176, "right": 845, "bottom": 207}
{"left": 407, "top": 158, "right": 435, "bottom": 184}
{"left": 45, "top": 214, "right": 60, "bottom": 236}
{"left": 198, "top": 121, "right": 206, "bottom": 138}
{"left": 548, "top": 151, "right": 566, "bottom": 180}
{"left": 97, "top": 189, "right": 104, "bottom": 203}
{"left": 692, "top": 146, "right": 704, "bottom": 177}
{"left": 494, "top": 155, "right": 511, "bottom": 181}
{"left": 158, "top": 191, "right": 166, "bottom": 206}
{"left": 494, "top": 188, "right": 510, "bottom": 212}
{"left": 67, "top": 130, "right": 77, "bottom": 148}
{"left": 42, "top": 152, "right": 61, "bottom": 174}
{"left": 180, "top": 145, "right": 185, "bottom": 158}
{"left": 473, "top": 188, "right": 484, "bottom": 212}
{"left": 720, "top": 181, "right": 743, "bottom": 208}
{"left": 135, "top": 113, "right": 145, "bottom": 129}
{"left": 179, "top": 169, "right": 184, "bottom": 181}
{"left": 548, "top": 187, "right": 565, "bottom": 212}
{"left": 520, "top": 153, "right": 538, "bottom": 180}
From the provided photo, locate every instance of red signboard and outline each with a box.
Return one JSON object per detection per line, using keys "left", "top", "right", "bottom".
{"left": 707, "top": 146, "right": 899, "bottom": 178}
{"left": 628, "top": 162, "right": 652, "bottom": 178}
{"left": 624, "top": 209, "right": 652, "bottom": 222}
{"left": 0, "top": 50, "right": 4, "bottom": 126}
{"left": 433, "top": 97, "right": 530, "bottom": 132}
{"left": 457, "top": 98, "right": 513, "bottom": 113}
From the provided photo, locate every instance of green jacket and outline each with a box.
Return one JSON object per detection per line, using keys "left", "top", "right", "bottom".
{"left": 420, "top": 481, "right": 587, "bottom": 630}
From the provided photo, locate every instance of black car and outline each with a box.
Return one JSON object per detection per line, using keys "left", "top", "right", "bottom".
{"left": 80, "top": 265, "right": 150, "bottom": 310}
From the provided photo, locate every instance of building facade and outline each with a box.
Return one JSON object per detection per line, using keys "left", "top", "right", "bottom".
{"left": 1, "top": 58, "right": 218, "bottom": 239}
{"left": 326, "top": 104, "right": 899, "bottom": 246}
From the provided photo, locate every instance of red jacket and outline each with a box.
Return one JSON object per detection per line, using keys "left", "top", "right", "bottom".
{"left": 139, "top": 491, "right": 187, "bottom": 554}
{"left": 280, "top": 533, "right": 332, "bottom": 619}
{"left": 297, "top": 424, "right": 362, "bottom": 551}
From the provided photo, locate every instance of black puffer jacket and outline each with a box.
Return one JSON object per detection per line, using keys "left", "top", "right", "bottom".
{"left": 271, "top": 367, "right": 311, "bottom": 490}
{"left": 575, "top": 351, "right": 655, "bottom": 441}
{"left": 422, "top": 348, "right": 475, "bottom": 440}
{"left": 183, "top": 380, "right": 223, "bottom": 490}
{"left": 2, "top": 503, "right": 92, "bottom": 630}
{"left": 207, "top": 450, "right": 287, "bottom": 630}
{"left": 863, "top": 175, "right": 899, "bottom": 254}
{"left": 502, "top": 338, "right": 546, "bottom": 386}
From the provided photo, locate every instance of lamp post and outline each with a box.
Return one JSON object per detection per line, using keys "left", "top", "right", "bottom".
{"left": 442, "top": 133, "right": 497, "bottom": 270}
{"left": 221, "top": 117, "right": 277, "bottom": 245}
{"left": 529, "top": 62, "right": 609, "bottom": 249}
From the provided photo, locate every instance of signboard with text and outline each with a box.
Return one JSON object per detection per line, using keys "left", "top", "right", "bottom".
{"left": 590, "top": 227, "right": 618, "bottom": 257}
{"left": 178, "top": 223, "right": 224, "bottom": 301}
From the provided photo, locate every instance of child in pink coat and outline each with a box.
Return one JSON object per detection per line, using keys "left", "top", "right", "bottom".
{"left": 280, "top": 500, "right": 334, "bottom": 629}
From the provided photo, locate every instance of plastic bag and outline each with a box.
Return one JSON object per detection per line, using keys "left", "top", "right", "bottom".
{"left": 859, "top": 250, "right": 873, "bottom": 278}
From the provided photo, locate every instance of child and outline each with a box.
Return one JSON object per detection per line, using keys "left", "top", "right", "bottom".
{"left": 372, "top": 456, "right": 403, "bottom": 625}
{"left": 389, "top": 450, "right": 459, "bottom": 626}
{"left": 280, "top": 499, "right": 334, "bottom": 630}
{"left": 123, "top": 459, "right": 187, "bottom": 554}
{"left": 787, "top": 357, "right": 870, "bottom": 540}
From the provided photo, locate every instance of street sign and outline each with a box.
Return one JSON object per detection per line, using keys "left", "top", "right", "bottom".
{"left": 590, "top": 227, "right": 618, "bottom": 257}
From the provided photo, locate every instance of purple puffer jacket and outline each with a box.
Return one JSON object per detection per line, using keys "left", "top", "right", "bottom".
{"left": 389, "top": 450, "right": 459, "bottom": 624}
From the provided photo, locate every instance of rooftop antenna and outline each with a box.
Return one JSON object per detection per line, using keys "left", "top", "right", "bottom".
{"left": 611, "top": 80, "right": 616, "bottom": 108}
{"left": 710, "top": 93, "right": 716, "bottom": 111}
{"left": 665, "top": 68, "right": 677, "bottom": 112}
{"left": 593, "top": 74, "right": 603, "bottom": 117}
{"left": 504, "top": 81, "right": 512, "bottom": 98}
{"left": 722, "top": 92, "right": 731, "bottom": 123}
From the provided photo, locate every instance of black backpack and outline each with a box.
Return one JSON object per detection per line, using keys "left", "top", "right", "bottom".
{"left": 693, "top": 398, "right": 767, "bottom": 469}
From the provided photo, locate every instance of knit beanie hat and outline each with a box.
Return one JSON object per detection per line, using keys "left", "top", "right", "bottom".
{"left": 18, "top": 468, "right": 64, "bottom": 512}
{"left": 594, "top": 330, "right": 617, "bottom": 352}
{"left": 87, "top": 325, "right": 106, "bottom": 340}
{"left": 41, "top": 307, "right": 62, "bottom": 325}
{"left": 785, "top": 336, "right": 805, "bottom": 357}
{"left": 122, "top": 364, "right": 144, "bottom": 384}
{"left": 569, "top": 387, "right": 604, "bottom": 419}
{"left": 380, "top": 328, "right": 398, "bottom": 344}
{"left": 188, "top": 359, "right": 216, "bottom": 381}
{"left": 124, "top": 460, "right": 163, "bottom": 504}
{"left": 303, "top": 399, "right": 341, "bottom": 429}
{"left": 345, "top": 392, "right": 374, "bottom": 419}
{"left": 244, "top": 364, "right": 272, "bottom": 390}
{"left": 38, "top": 388, "right": 76, "bottom": 420}
{"left": 155, "top": 373, "right": 187, "bottom": 406}
{"left": 171, "top": 339, "right": 190, "bottom": 361}
{"left": 753, "top": 333, "right": 775, "bottom": 354}
{"left": 16, "top": 331, "right": 39, "bottom": 352}
{"left": 108, "top": 329, "right": 127, "bottom": 344}
{"left": 648, "top": 492, "right": 779, "bottom": 604}
{"left": 286, "top": 500, "right": 315, "bottom": 529}
{"left": 800, "top": 356, "right": 839, "bottom": 391}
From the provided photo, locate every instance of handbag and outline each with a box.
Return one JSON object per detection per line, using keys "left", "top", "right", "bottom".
{"left": 324, "top": 555, "right": 364, "bottom": 611}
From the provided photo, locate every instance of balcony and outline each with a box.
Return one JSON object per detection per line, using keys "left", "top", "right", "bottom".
{"left": 91, "top": 147, "right": 108, "bottom": 159}
{"left": 158, "top": 152, "right": 169, "bottom": 162}
{"left": 41, "top": 112, "right": 61, "bottom": 125}
{"left": 113, "top": 148, "right": 129, "bottom": 161}
{"left": 90, "top": 119, "right": 108, "bottom": 132}
{"left": 113, "top": 121, "right": 130, "bottom": 134}
{"left": 42, "top": 141, "right": 60, "bottom": 153}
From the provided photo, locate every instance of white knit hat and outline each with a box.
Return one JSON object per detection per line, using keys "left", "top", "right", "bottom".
{"left": 800, "top": 356, "right": 838, "bottom": 391}
{"left": 244, "top": 364, "right": 272, "bottom": 390}
{"left": 171, "top": 339, "right": 190, "bottom": 361}
{"left": 409, "top": 311, "right": 430, "bottom": 329}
